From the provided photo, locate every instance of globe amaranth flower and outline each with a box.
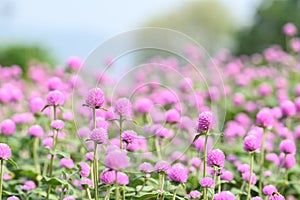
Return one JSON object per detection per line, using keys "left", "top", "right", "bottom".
{"left": 214, "top": 191, "right": 235, "bottom": 200}
{"left": 0, "top": 143, "right": 12, "bottom": 160}
{"left": 167, "top": 163, "right": 188, "bottom": 183}
{"left": 105, "top": 149, "right": 130, "bottom": 170}
{"left": 29, "top": 97, "right": 45, "bottom": 113}
{"left": 114, "top": 98, "right": 132, "bottom": 117}
{"left": 0, "top": 119, "right": 16, "bottom": 136}
{"left": 28, "top": 125, "right": 44, "bottom": 138}
{"left": 279, "top": 154, "right": 296, "bottom": 169}
{"left": 100, "top": 169, "right": 116, "bottom": 185}
{"left": 155, "top": 127, "right": 169, "bottom": 138}
{"left": 67, "top": 56, "right": 82, "bottom": 70}
{"left": 256, "top": 108, "right": 274, "bottom": 129}
{"left": 263, "top": 185, "right": 278, "bottom": 196}
{"left": 80, "top": 178, "right": 93, "bottom": 189}
{"left": 242, "top": 172, "right": 257, "bottom": 185}
{"left": 59, "top": 158, "right": 74, "bottom": 169}
{"left": 197, "top": 111, "right": 215, "bottom": 133}
{"left": 78, "top": 162, "right": 90, "bottom": 177}
{"left": 283, "top": 23, "right": 297, "bottom": 36}
{"left": 63, "top": 197, "right": 75, "bottom": 200}
{"left": 85, "top": 87, "right": 105, "bottom": 109}
{"left": 51, "top": 120, "right": 65, "bottom": 130}
{"left": 199, "top": 177, "right": 215, "bottom": 188}
{"left": 237, "top": 163, "right": 250, "bottom": 173}
{"left": 20, "top": 180, "right": 36, "bottom": 191}
{"left": 155, "top": 160, "right": 171, "bottom": 173}
{"left": 117, "top": 172, "right": 129, "bottom": 185}
{"left": 207, "top": 149, "right": 225, "bottom": 168}
{"left": 7, "top": 196, "right": 20, "bottom": 200}
{"left": 90, "top": 128, "right": 108, "bottom": 144}
{"left": 190, "top": 157, "right": 201, "bottom": 168}
{"left": 47, "top": 90, "right": 65, "bottom": 106}
{"left": 121, "top": 130, "right": 137, "bottom": 144}
{"left": 134, "top": 98, "right": 153, "bottom": 114}
{"left": 280, "top": 100, "right": 296, "bottom": 117}
{"left": 139, "top": 162, "right": 154, "bottom": 173}
{"left": 243, "top": 135, "right": 261, "bottom": 152}
{"left": 186, "top": 190, "right": 201, "bottom": 199}
{"left": 279, "top": 139, "right": 296, "bottom": 154}
{"left": 165, "top": 109, "right": 180, "bottom": 124}
{"left": 220, "top": 170, "right": 234, "bottom": 181}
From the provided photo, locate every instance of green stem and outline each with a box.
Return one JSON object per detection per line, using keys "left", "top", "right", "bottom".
{"left": 137, "top": 177, "right": 147, "bottom": 194}
{"left": 122, "top": 186, "right": 125, "bottom": 200}
{"left": 158, "top": 173, "right": 165, "bottom": 200}
{"left": 247, "top": 152, "right": 254, "bottom": 200}
{"left": 93, "top": 142, "right": 99, "bottom": 200}
{"left": 277, "top": 154, "right": 287, "bottom": 176}
{"left": 119, "top": 115, "right": 123, "bottom": 149}
{"left": 33, "top": 137, "right": 40, "bottom": 175}
{"left": 116, "top": 171, "right": 120, "bottom": 200}
{"left": 258, "top": 128, "right": 267, "bottom": 197}
{"left": 203, "top": 132, "right": 209, "bottom": 177}
{"left": 172, "top": 188, "right": 177, "bottom": 200}
{"left": 212, "top": 167, "right": 217, "bottom": 200}
{"left": 203, "top": 187, "right": 207, "bottom": 200}
{"left": 86, "top": 188, "right": 92, "bottom": 200}
{"left": 218, "top": 173, "right": 221, "bottom": 193}
{"left": 155, "top": 137, "right": 162, "bottom": 160}
{"left": 0, "top": 159, "right": 3, "bottom": 200}
{"left": 104, "top": 186, "right": 111, "bottom": 200}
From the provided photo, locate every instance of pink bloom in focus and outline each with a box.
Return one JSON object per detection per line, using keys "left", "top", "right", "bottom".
{"left": 86, "top": 88, "right": 105, "bottom": 108}
{"left": 214, "top": 191, "right": 235, "bottom": 200}
{"left": 51, "top": 120, "right": 65, "bottom": 130}
{"left": 243, "top": 135, "right": 261, "bottom": 152}
{"left": 100, "top": 169, "right": 116, "bottom": 185}
{"left": 186, "top": 190, "right": 201, "bottom": 199}
{"left": 47, "top": 90, "right": 65, "bottom": 106}
{"left": 90, "top": 128, "right": 108, "bottom": 144}
{"left": 168, "top": 163, "right": 188, "bottom": 183}
{"left": 0, "top": 143, "right": 12, "bottom": 160}
{"left": 207, "top": 149, "right": 225, "bottom": 168}
{"left": 256, "top": 108, "right": 274, "bottom": 129}
{"left": 78, "top": 162, "right": 90, "bottom": 177}
{"left": 121, "top": 130, "right": 137, "bottom": 144}
{"left": 155, "top": 160, "right": 171, "bottom": 173}
{"left": 263, "top": 185, "right": 278, "bottom": 196}
{"left": 199, "top": 177, "right": 215, "bottom": 188}
{"left": 197, "top": 111, "right": 215, "bottom": 133}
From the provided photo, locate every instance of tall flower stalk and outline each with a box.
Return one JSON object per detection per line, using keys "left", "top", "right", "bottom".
{"left": 246, "top": 152, "right": 254, "bottom": 200}
{"left": 0, "top": 143, "right": 12, "bottom": 200}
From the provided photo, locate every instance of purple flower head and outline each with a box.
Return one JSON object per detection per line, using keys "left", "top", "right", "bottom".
{"left": 100, "top": 169, "right": 116, "bottom": 185}
{"left": 207, "top": 149, "right": 225, "bottom": 168}
{"left": 47, "top": 77, "right": 63, "bottom": 91}
{"left": 139, "top": 162, "right": 154, "bottom": 173}
{"left": 279, "top": 154, "right": 296, "bottom": 169}
{"left": 114, "top": 98, "right": 132, "bottom": 117}
{"left": 0, "top": 119, "right": 16, "bottom": 136}
{"left": 237, "top": 163, "right": 250, "bottom": 173}
{"left": 78, "top": 162, "right": 90, "bottom": 177}
{"left": 134, "top": 98, "right": 153, "bottom": 114}
{"left": 80, "top": 178, "right": 93, "bottom": 188}
{"left": 283, "top": 23, "right": 297, "bottom": 36}
{"left": 190, "top": 157, "right": 201, "bottom": 168}
{"left": 28, "top": 125, "right": 44, "bottom": 138}
{"left": 155, "top": 160, "right": 171, "bottom": 173}
{"left": 86, "top": 88, "right": 105, "bottom": 108}
{"left": 167, "top": 163, "right": 188, "bottom": 183}
{"left": 251, "top": 197, "right": 263, "bottom": 200}
{"left": 105, "top": 149, "right": 130, "bottom": 170}
{"left": 0, "top": 143, "right": 12, "bottom": 160}
{"left": 42, "top": 137, "right": 53, "bottom": 148}
{"left": 7, "top": 196, "right": 20, "bottom": 200}
{"left": 20, "top": 180, "right": 36, "bottom": 191}
{"left": 117, "top": 172, "right": 129, "bottom": 185}
{"left": 220, "top": 170, "right": 233, "bottom": 181}
{"left": 279, "top": 139, "right": 296, "bottom": 154}
{"left": 90, "top": 128, "right": 108, "bottom": 144}
{"left": 29, "top": 97, "right": 45, "bottom": 113}
{"left": 243, "top": 135, "right": 261, "bottom": 152}
{"left": 47, "top": 90, "right": 65, "bottom": 106}
{"left": 51, "top": 120, "right": 65, "bottom": 130}
{"left": 280, "top": 100, "right": 296, "bottom": 117}
{"left": 121, "top": 130, "right": 137, "bottom": 144}
{"left": 214, "top": 191, "right": 235, "bottom": 200}
{"left": 269, "top": 192, "right": 285, "bottom": 200}
{"left": 256, "top": 108, "right": 274, "bottom": 129}
{"left": 197, "top": 111, "right": 215, "bottom": 133}
{"left": 242, "top": 172, "right": 257, "bottom": 185}
{"left": 155, "top": 127, "right": 169, "bottom": 138}
{"left": 186, "top": 190, "right": 202, "bottom": 199}
{"left": 165, "top": 109, "right": 180, "bottom": 124}
{"left": 59, "top": 158, "right": 74, "bottom": 169}
{"left": 63, "top": 197, "right": 75, "bottom": 200}
{"left": 199, "top": 177, "right": 215, "bottom": 188}
{"left": 263, "top": 185, "right": 278, "bottom": 196}
{"left": 67, "top": 56, "right": 82, "bottom": 70}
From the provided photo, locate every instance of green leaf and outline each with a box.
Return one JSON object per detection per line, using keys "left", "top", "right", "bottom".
{"left": 192, "top": 134, "right": 201, "bottom": 143}
{"left": 100, "top": 107, "right": 108, "bottom": 111}
{"left": 7, "top": 158, "right": 18, "bottom": 168}
{"left": 41, "top": 177, "right": 65, "bottom": 186}
{"left": 41, "top": 105, "right": 49, "bottom": 112}
{"left": 50, "top": 150, "right": 70, "bottom": 159}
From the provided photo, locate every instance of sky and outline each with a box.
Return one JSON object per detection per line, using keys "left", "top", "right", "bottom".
{"left": 0, "top": 0, "right": 261, "bottom": 62}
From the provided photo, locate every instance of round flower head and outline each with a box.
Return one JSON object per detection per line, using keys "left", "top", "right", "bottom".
{"left": 67, "top": 56, "right": 82, "bottom": 70}
{"left": 0, "top": 143, "right": 12, "bottom": 160}
{"left": 242, "top": 172, "right": 257, "bottom": 185}
{"left": 186, "top": 190, "right": 201, "bottom": 199}
{"left": 63, "top": 197, "right": 75, "bottom": 200}
{"left": 78, "top": 162, "right": 90, "bottom": 177}
{"left": 47, "top": 90, "right": 65, "bottom": 106}
{"left": 155, "top": 127, "right": 169, "bottom": 138}
{"left": 220, "top": 170, "right": 234, "bottom": 181}
{"left": 237, "top": 163, "right": 250, "bottom": 173}
{"left": 155, "top": 160, "right": 171, "bottom": 173}
{"left": 86, "top": 88, "right": 105, "bottom": 108}
{"left": 279, "top": 154, "right": 296, "bottom": 169}
{"left": 251, "top": 197, "right": 263, "bottom": 200}
{"left": 114, "top": 98, "right": 132, "bottom": 117}
{"left": 90, "top": 128, "right": 108, "bottom": 144}
{"left": 134, "top": 98, "right": 153, "bottom": 114}
{"left": 214, "top": 191, "right": 235, "bottom": 200}
{"left": 280, "top": 100, "right": 296, "bottom": 117}
{"left": 283, "top": 23, "right": 297, "bottom": 36}
{"left": 117, "top": 172, "right": 129, "bottom": 185}
{"left": 51, "top": 120, "right": 65, "bottom": 130}
{"left": 168, "top": 163, "right": 188, "bottom": 183}
{"left": 47, "top": 77, "right": 63, "bottom": 91}
{"left": 121, "top": 130, "right": 137, "bottom": 144}
{"left": 139, "top": 162, "right": 154, "bottom": 173}
{"left": 20, "top": 180, "right": 36, "bottom": 191}
{"left": 105, "top": 149, "right": 130, "bottom": 170}
{"left": 7, "top": 196, "right": 20, "bottom": 200}
{"left": 256, "top": 108, "right": 274, "bottom": 129}
{"left": 165, "top": 109, "right": 180, "bottom": 124}
{"left": 279, "top": 139, "right": 296, "bottom": 154}
{"left": 100, "top": 169, "right": 116, "bottom": 185}
{"left": 197, "top": 111, "right": 215, "bottom": 133}
{"left": 190, "top": 157, "right": 201, "bottom": 168}
{"left": 243, "top": 135, "right": 261, "bottom": 152}
{"left": 1, "top": 119, "right": 16, "bottom": 136}
{"left": 263, "top": 185, "right": 278, "bottom": 196}
{"left": 207, "top": 149, "right": 225, "bottom": 168}
{"left": 269, "top": 192, "right": 285, "bottom": 200}
{"left": 80, "top": 178, "right": 93, "bottom": 189}
{"left": 199, "top": 177, "right": 215, "bottom": 188}
{"left": 29, "top": 97, "right": 45, "bottom": 113}
{"left": 59, "top": 158, "right": 74, "bottom": 169}
{"left": 28, "top": 125, "right": 44, "bottom": 138}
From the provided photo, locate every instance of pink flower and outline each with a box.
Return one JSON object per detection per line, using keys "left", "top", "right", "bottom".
{"left": 0, "top": 143, "right": 12, "bottom": 160}
{"left": 7, "top": 196, "right": 20, "bottom": 200}
{"left": 20, "top": 180, "right": 36, "bottom": 191}
{"left": 179, "top": 77, "right": 194, "bottom": 93}
{"left": 28, "top": 125, "right": 44, "bottom": 138}
{"left": 251, "top": 197, "right": 263, "bottom": 200}
{"left": 165, "top": 109, "right": 180, "bottom": 124}
{"left": 80, "top": 178, "right": 93, "bottom": 188}
{"left": 134, "top": 98, "right": 153, "bottom": 114}
{"left": 100, "top": 169, "right": 116, "bottom": 185}
{"left": 105, "top": 149, "right": 130, "bottom": 170}
{"left": 117, "top": 172, "right": 129, "bottom": 185}
{"left": 197, "top": 111, "right": 215, "bottom": 133}
{"left": 63, "top": 197, "right": 75, "bottom": 200}
{"left": 78, "top": 162, "right": 90, "bottom": 177}
{"left": 256, "top": 108, "right": 274, "bottom": 129}
{"left": 220, "top": 170, "right": 233, "bottom": 181}
{"left": 199, "top": 177, "right": 214, "bottom": 188}
{"left": 243, "top": 135, "right": 261, "bottom": 152}
{"left": 186, "top": 190, "right": 201, "bottom": 199}
{"left": 190, "top": 157, "right": 201, "bottom": 168}
{"left": 47, "top": 77, "right": 63, "bottom": 91}
{"left": 139, "top": 162, "right": 154, "bottom": 173}
{"left": 168, "top": 163, "right": 188, "bottom": 183}
{"left": 155, "top": 127, "right": 169, "bottom": 138}
{"left": 207, "top": 149, "right": 225, "bottom": 168}
{"left": 114, "top": 98, "right": 132, "bottom": 117}
{"left": 47, "top": 90, "right": 65, "bottom": 106}
{"left": 67, "top": 56, "right": 82, "bottom": 70}
{"left": 214, "top": 191, "right": 235, "bottom": 200}
{"left": 0, "top": 119, "right": 16, "bottom": 136}
{"left": 263, "top": 185, "right": 277, "bottom": 196}
{"left": 237, "top": 163, "right": 250, "bottom": 173}
{"left": 279, "top": 139, "right": 296, "bottom": 154}
{"left": 280, "top": 100, "right": 296, "bottom": 117}
{"left": 29, "top": 97, "right": 45, "bottom": 113}
{"left": 42, "top": 137, "right": 53, "bottom": 148}
{"left": 86, "top": 88, "right": 105, "bottom": 108}
{"left": 51, "top": 120, "right": 65, "bottom": 130}
{"left": 59, "top": 158, "right": 74, "bottom": 169}
{"left": 121, "top": 130, "right": 137, "bottom": 144}
{"left": 90, "top": 128, "right": 108, "bottom": 144}
{"left": 155, "top": 161, "right": 171, "bottom": 173}
{"left": 279, "top": 154, "right": 296, "bottom": 169}
{"left": 283, "top": 23, "right": 297, "bottom": 36}
{"left": 242, "top": 172, "right": 257, "bottom": 185}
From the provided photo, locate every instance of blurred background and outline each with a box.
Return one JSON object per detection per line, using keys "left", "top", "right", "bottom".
{"left": 0, "top": 0, "right": 300, "bottom": 73}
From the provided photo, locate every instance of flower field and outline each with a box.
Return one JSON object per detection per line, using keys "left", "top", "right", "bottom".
{"left": 0, "top": 23, "right": 300, "bottom": 200}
